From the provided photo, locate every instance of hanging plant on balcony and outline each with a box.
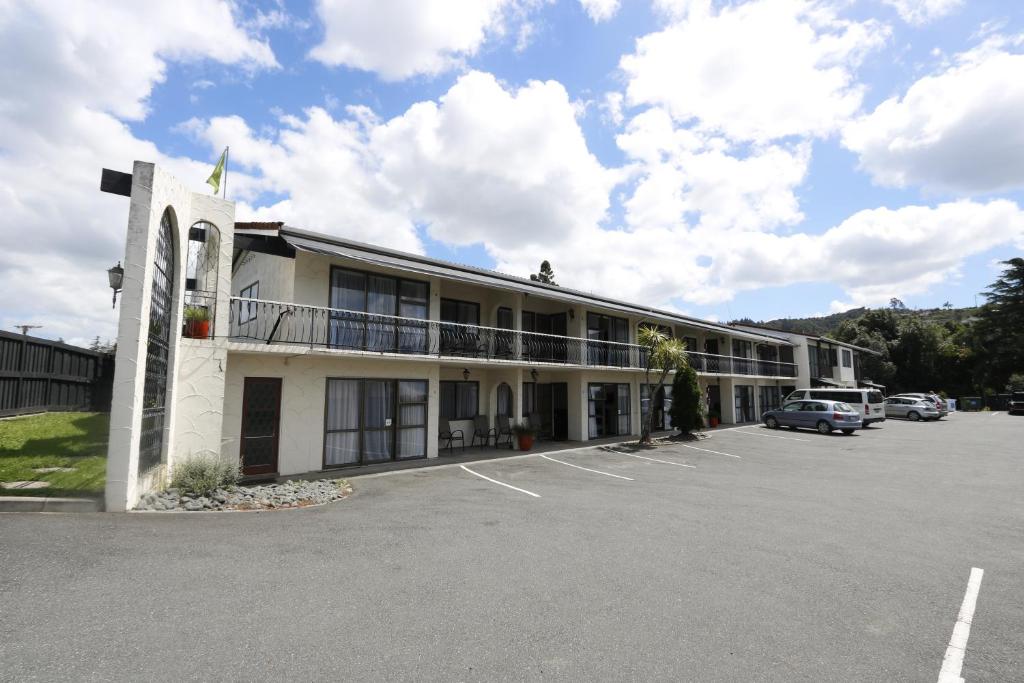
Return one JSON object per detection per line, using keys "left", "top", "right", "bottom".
{"left": 183, "top": 306, "right": 211, "bottom": 339}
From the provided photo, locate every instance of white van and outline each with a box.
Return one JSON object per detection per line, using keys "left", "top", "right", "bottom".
{"left": 783, "top": 388, "right": 886, "bottom": 425}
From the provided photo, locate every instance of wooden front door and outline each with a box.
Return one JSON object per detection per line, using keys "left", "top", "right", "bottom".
{"left": 240, "top": 377, "right": 282, "bottom": 475}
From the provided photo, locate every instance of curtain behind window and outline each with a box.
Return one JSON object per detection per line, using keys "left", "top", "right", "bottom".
{"left": 325, "top": 379, "right": 360, "bottom": 465}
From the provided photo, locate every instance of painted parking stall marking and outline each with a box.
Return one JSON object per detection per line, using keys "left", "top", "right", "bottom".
{"left": 677, "top": 443, "right": 742, "bottom": 459}
{"left": 460, "top": 465, "right": 540, "bottom": 498}
{"left": 729, "top": 427, "right": 809, "bottom": 442}
{"left": 538, "top": 454, "right": 634, "bottom": 480}
{"left": 602, "top": 447, "right": 696, "bottom": 468}
{"left": 937, "top": 567, "right": 984, "bottom": 683}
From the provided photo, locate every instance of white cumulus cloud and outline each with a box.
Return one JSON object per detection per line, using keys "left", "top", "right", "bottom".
{"left": 843, "top": 37, "right": 1024, "bottom": 194}
{"left": 620, "top": 0, "right": 889, "bottom": 143}
{"left": 309, "top": 0, "right": 517, "bottom": 80}
{"left": 579, "top": 0, "right": 620, "bottom": 22}
{"left": 0, "top": 1, "right": 277, "bottom": 344}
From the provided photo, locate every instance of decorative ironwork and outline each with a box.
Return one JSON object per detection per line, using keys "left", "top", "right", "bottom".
{"left": 227, "top": 298, "right": 799, "bottom": 377}
{"left": 139, "top": 210, "right": 174, "bottom": 474}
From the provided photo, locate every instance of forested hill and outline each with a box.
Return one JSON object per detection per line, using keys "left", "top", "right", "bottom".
{"left": 732, "top": 305, "right": 980, "bottom": 338}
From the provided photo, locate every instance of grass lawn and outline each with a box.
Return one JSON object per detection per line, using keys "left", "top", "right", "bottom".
{"left": 0, "top": 412, "right": 108, "bottom": 498}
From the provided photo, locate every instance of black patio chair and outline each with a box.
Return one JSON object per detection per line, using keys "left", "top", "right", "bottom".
{"left": 439, "top": 418, "right": 465, "bottom": 454}
{"left": 528, "top": 412, "right": 545, "bottom": 440}
{"left": 471, "top": 415, "right": 497, "bottom": 447}
{"left": 495, "top": 415, "right": 514, "bottom": 449}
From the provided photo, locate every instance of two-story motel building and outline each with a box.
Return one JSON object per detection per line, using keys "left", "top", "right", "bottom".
{"left": 104, "top": 163, "right": 806, "bottom": 511}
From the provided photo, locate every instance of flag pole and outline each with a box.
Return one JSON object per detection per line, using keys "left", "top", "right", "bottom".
{"left": 223, "top": 146, "right": 229, "bottom": 199}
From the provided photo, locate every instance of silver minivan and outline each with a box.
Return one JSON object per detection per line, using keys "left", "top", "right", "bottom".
{"left": 885, "top": 397, "right": 940, "bottom": 421}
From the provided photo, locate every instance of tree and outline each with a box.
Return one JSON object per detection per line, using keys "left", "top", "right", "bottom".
{"left": 889, "top": 297, "right": 906, "bottom": 310}
{"left": 637, "top": 325, "right": 688, "bottom": 444}
{"left": 974, "top": 258, "right": 1024, "bottom": 390}
{"left": 529, "top": 260, "right": 557, "bottom": 285}
{"left": 668, "top": 363, "right": 704, "bottom": 436}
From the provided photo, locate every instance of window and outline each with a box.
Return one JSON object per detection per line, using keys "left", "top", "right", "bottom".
{"left": 683, "top": 336, "right": 698, "bottom": 353}
{"left": 239, "top": 281, "right": 259, "bottom": 323}
{"left": 440, "top": 299, "right": 479, "bottom": 325}
{"left": 587, "top": 313, "right": 630, "bottom": 366}
{"left": 497, "top": 383, "right": 513, "bottom": 417}
{"left": 522, "top": 382, "right": 536, "bottom": 417}
{"left": 329, "top": 267, "right": 428, "bottom": 353}
{"left": 440, "top": 381, "right": 478, "bottom": 420}
{"left": 842, "top": 349, "right": 853, "bottom": 368}
{"left": 324, "top": 378, "right": 427, "bottom": 467}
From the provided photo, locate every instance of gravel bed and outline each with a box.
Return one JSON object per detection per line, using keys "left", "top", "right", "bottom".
{"left": 135, "top": 479, "right": 352, "bottom": 512}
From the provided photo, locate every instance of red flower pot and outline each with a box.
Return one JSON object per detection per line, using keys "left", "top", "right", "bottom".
{"left": 186, "top": 319, "right": 210, "bottom": 339}
{"left": 517, "top": 434, "right": 534, "bottom": 451}
{"left": 709, "top": 416, "right": 720, "bottom": 428}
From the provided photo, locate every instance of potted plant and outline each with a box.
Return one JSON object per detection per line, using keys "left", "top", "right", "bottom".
{"left": 183, "top": 306, "right": 211, "bottom": 339}
{"left": 512, "top": 422, "right": 536, "bottom": 451}
{"left": 708, "top": 409, "right": 720, "bottom": 429}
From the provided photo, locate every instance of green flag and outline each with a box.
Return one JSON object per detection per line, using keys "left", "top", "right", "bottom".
{"left": 206, "top": 147, "right": 227, "bottom": 195}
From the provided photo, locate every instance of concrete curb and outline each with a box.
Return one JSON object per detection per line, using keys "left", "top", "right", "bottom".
{"left": 0, "top": 496, "right": 103, "bottom": 513}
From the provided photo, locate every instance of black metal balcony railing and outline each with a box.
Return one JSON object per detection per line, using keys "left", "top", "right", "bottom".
{"left": 227, "top": 298, "right": 798, "bottom": 378}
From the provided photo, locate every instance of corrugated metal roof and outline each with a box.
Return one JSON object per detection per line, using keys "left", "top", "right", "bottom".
{"left": 280, "top": 227, "right": 791, "bottom": 345}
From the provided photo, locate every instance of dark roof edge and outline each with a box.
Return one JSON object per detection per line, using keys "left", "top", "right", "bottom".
{"left": 279, "top": 226, "right": 789, "bottom": 344}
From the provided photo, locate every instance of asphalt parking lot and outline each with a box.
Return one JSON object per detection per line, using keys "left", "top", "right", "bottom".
{"left": 2, "top": 413, "right": 1022, "bottom": 681}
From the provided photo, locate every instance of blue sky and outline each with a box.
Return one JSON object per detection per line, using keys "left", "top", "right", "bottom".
{"left": 2, "top": 0, "right": 1023, "bottom": 343}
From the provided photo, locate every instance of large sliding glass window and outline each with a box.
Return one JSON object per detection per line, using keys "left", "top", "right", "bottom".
{"left": 440, "top": 299, "right": 481, "bottom": 356}
{"left": 587, "top": 313, "right": 630, "bottom": 366}
{"left": 329, "top": 267, "right": 428, "bottom": 353}
{"left": 324, "top": 378, "right": 428, "bottom": 467}
{"left": 439, "top": 381, "right": 478, "bottom": 420}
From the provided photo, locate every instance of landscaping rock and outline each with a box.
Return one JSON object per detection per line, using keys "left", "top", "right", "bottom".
{"left": 134, "top": 479, "right": 352, "bottom": 512}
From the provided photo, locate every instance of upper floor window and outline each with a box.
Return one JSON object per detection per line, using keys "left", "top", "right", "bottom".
{"left": 238, "top": 281, "right": 259, "bottom": 323}
{"left": 842, "top": 349, "right": 853, "bottom": 368}
{"left": 441, "top": 298, "right": 479, "bottom": 326}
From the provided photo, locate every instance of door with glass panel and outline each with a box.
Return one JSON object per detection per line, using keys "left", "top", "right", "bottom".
{"left": 240, "top": 377, "right": 282, "bottom": 475}
{"left": 324, "top": 378, "right": 427, "bottom": 467}
{"left": 588, "top": 383, "right": 631, "bottom": 438}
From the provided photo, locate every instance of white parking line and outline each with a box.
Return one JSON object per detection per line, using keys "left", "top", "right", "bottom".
{"left": 602, "top": 448, "right": 696, "bottom": 468}
{"left": 460, "top": 465, "right": 540, "bottom": 498}
{"left": 677, "top": 443, "right": 742, "bottom": 459}
{"left": 938, "top": 567, "right": 984, "bottom": 683}
{"left": 990, "top": 412, "right": 1000, "bottom": 416}
{"left": 538, "top": 454, "right": 634, "bottom": 480}
{"left": 730, "top": 427, "right": 809, "bottom": 442}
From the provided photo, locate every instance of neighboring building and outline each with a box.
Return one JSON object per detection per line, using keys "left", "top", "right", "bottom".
{"left": 103, "top": 163, "right": 801, "bottom": 511}
{"left": 729, "top": 324, "right": 885, "bottom": 394}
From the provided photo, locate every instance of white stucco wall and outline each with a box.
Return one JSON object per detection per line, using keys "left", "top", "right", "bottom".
{"left": 105, "top": 163, "right": 234, "bottom": 511}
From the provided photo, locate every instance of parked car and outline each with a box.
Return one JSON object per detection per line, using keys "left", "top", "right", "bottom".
{"left": 763, "top": 399, "right": 863, "bottom": 435}
{"left": 892, "top": 393, "right": 948, "bottom": 419}
{"left": 885, "top": 397, "right": 941, "bottom": 421}
{"left": 783, "top": 388, "right": 886, "bottom": 425}
{"left": 1009, "top": 391, "right": 1024, "bottom": 416}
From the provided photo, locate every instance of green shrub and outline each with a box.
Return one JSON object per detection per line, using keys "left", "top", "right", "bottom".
{"left": 668, "top": 364, "right": 705, "bottom": 435}
{"left": 170, "top": 452, "right": 239, "bottom": 496}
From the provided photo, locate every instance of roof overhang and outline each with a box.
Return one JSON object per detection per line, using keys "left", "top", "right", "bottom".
{"left": 279, "top": 227, "right": 791, "bottom": 346}
{"left": 811, "top": 377, "right": 843, "bottom": 387}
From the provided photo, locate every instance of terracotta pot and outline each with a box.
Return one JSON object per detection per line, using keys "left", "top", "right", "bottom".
{"left": 517, "top": 434, "right": 534, "bottom": 451}
{"left": 186, "top": 319, "right": 210, "bottom": 339}
{"left": 709, "top": 416, "right": 720, "bottom": 428}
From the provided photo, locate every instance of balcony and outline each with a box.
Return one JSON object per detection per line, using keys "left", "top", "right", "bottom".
{"left": 227, "top": 297, "right": 797, "bottom": 377}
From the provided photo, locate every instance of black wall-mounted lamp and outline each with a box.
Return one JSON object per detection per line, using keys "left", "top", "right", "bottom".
{"left": 462, "top": 368, "right": 470, "bottom": 381}
{"left": 530, "top": 368, "right": 539, "bottom": 382}
{"left": 107, "top": 261, "right": 124, "bottom": 309}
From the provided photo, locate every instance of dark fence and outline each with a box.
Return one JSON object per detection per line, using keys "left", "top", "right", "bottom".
{"left": 0, "top": 331, "right": 114, "bottom": 417}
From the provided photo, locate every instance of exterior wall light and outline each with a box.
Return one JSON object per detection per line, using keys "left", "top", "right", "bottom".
{"left": 530, "top": 368, "right": 539, "bottom": 382}
{"left": 107, "top": 261, "right": 124, "bottom": 309}
{"left": 462, "top": 368, "right": 470, "bottom": 381}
